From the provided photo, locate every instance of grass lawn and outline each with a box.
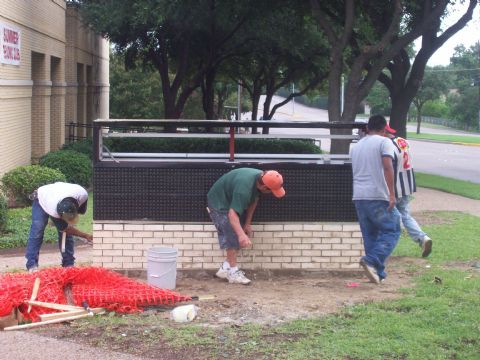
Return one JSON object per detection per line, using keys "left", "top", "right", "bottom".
{"left": 416, "top": 172, "right": 480, "bottom": 200}
{"left": 408, "top": 122, "right": 476, "bottom": 132}
{"left": 0, "top": 193, "right": 93, "bottom": 249}
{"left": 407, "top": 132, "right": 480, "bottom": 145}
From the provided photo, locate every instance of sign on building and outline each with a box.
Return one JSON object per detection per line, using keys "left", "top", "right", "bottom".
{"left": 1, "top": 23, "right": 21, "bottom": 65}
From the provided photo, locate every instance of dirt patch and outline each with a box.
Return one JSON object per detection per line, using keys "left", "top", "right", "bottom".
{"left": 173, "top": 257, "right": 419, "bottom": 326}
{"left": 411, "top": 211, "right": 457, "bottom": 226}
{"left": 441, "top": 260, "right": 480, "bottom": 271}
{"left": 28, "top": 257, "right": 425, "bottom": 329}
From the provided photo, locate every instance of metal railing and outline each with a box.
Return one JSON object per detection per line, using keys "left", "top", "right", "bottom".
{"left": 65, "top": 122, "right": 93, "bottom": 143}
{"left": 92, "top": 119, "right": 367, "bottom": 165}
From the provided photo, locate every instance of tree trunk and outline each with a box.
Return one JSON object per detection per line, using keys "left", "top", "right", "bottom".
{"left": 329, "top": 129, "right": 353, "bottom": 154}
{"left": 250, "top": 85, "right": 261, "bottom": 134}
{"left": 163, "top": 96, "right": 179, "bottom": 132}
{"left": 203, "top": 69, "right": 217, "bottom": 120}
{"left": 416, "top": 108, "right": 422, "bottom": 134}
{"left": 390, "top": 92, "right": 413, "bottom": 139}
{"left": 261, "top": 90, "right": 274, "bottom": 134}
{"left": 216, "top": 86, "right": 228, "bottom": 120}
{"left": 251, "top": 85, "right": 261, "bottom": 121}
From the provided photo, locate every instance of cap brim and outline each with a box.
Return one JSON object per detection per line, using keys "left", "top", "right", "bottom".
{"left": 271, "top": 187, "right": 286, "bottom": 198}
{"left": 385, "top": 125, "right": 396, "bottom": 133}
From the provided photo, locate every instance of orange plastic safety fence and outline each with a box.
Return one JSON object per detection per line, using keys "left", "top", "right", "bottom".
{"left": 0, "top": 267, "right": 191, "bottom": 322}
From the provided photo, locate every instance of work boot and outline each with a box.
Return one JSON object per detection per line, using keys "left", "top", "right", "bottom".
{"left": 227, "top": 270, "right": 251, "bottom": 285}
{"left": 359, "top": 260, "right": 380, "bottom": 284}
{"left": 421, "top": 236, "right": 433, "bottom": 258}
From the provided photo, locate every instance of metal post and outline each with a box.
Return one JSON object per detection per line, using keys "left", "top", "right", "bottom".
{"left": 341, "top": 75, "right": 344, "bottom": 114}
{"left": 229, "top": 125, "right": 235, "bottom": 162}
{"left": 237, "top": 80, "right": 242, "bottom": 121}
{"left": 292, "top": 83, "right": 295, "bottom": 114}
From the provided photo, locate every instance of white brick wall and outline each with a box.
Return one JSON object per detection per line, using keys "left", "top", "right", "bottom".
{"left": 93, "top": 222, "right": 363, "bottom": 271}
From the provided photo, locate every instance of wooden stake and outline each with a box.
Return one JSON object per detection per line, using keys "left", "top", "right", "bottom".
{"left": 61, "top": 231, "right": 66, "bottom": 253}
{"left": 39, "top": 308, "right": 105, "bottom": 321}
{"left": 191, "top": 295, "right": 216, "bottom": 301}
{"left": 27, "top": 278, "right": 41, "bottom": 313}
{"left": 25, "top": 300, "right": 83, "bottom": 312}
{"left": 4, "top": 313, "right": 92, "bottom": 331}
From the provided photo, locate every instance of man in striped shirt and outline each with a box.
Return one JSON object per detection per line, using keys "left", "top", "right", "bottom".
{"left": 385, "top": 124, "right": 432, "bottom": 257}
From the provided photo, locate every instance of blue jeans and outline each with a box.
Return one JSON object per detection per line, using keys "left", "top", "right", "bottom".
{"left": 396, "top": 196, "right": 426, "bottom": 243}
{"left": 25, "top": 200, "right": 75, "bottom": 269}
{"left": 354, "top": 200, "right": 401, "bottom": 280}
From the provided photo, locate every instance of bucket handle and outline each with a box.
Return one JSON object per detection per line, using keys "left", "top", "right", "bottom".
{"left": 149, "top": 265, "right": 176, "bottom": 280}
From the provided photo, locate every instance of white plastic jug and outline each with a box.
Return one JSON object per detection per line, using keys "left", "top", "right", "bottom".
{"left": 170, "top": 304, "right": 198, "bottom": 323}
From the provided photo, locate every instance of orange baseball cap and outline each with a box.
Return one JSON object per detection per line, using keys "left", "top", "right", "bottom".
{"left": 385, "top": 123, "right": 396, "bottom": 134}
{"left": 262, "top": 170, "right": 286, "bottom": 198}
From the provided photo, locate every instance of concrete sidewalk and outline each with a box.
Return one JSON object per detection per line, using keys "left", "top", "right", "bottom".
{"left": 0, "top": 331, "right": 144, "bottom": 360}
{"left": 0, "top": 245, "right": 93, "bottom": 273}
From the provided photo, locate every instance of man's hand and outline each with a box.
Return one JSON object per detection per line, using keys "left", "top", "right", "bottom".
{"left": 243, "top": 224, "right": 253, "bottom": 237}
{"left": 84, "top": 233, "right": 93, "bottom": 245}
{"left": 388, "top": 195, "right": 395, "bottom": 211}
{"left": 238, "top": 233, "right": 252, "bottom": 248}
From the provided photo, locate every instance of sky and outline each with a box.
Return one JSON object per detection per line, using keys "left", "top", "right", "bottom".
{"left": 416, "top": 1, "right": 480, "bottom": 66}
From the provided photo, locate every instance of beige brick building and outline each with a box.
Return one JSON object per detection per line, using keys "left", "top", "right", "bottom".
{"left": 0, "top": 0, "right": 109, "bottom": 175}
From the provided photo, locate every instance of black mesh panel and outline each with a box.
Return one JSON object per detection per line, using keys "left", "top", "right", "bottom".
{"left": 94, "top": 164, "right": 357, "bottom": 222}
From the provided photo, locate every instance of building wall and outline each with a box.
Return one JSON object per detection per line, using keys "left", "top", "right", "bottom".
{"left": 0, "top": 0, "right": 109, "bottom": 175}
{"left": 93, "top": 221, "right": 363, "bottom": 271}
{"left": 65, "top": 6, "right": 109, "bottom": 139}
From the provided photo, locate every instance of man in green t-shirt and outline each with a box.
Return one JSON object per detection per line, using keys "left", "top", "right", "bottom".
{"left": 207, "top": 168, "right": 285, "bottom": 284}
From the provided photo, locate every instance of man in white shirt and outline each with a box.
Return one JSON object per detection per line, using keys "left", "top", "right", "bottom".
{"left": 350, "top": 115, "right": 401, "bottom": 284}
{"left": 25, "top": 182, "right": 93, "bottom": 272}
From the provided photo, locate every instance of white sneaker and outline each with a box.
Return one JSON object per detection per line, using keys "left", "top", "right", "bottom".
{"left": 28, "top": 266, "right": 38, "bottom": 273}
{"left": 421, "top": 236, "right": 432, "bottom": 258}
{"left": 215, "top": 267, "right": 229, "bottom": 280}
{"left": 359, "top": 260, "right": 380, "bottom": 284}
{"left": 227, "top": 270, "right": 251, "bottom": 285}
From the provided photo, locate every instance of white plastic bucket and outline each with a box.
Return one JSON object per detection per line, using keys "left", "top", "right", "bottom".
{"left": 147, "top": 247, "right": 178, "bottom": 290}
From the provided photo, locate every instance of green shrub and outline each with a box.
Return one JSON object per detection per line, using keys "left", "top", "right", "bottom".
{"left": 0, "top": 193, "right": 7, "bottom": 232}
{"left": 422, "top": 100, "right": 450, "bottom": 118}
{"left": 39, "top": 150, "right": 92, "bottom": 188}
{"left": 105, "top": 137, "right": 321, "bottom": 154}
{"left": 62, "top": 138, "right": 93, "bottom": 159}
{"left": 1, "top": 165, "right": 66, "bottom": 206}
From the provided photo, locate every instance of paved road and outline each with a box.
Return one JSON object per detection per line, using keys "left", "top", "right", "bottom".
{"left": 406, "top": 124, "right": 480, "bottom": 137}
{"left": 407, "top": 139, "right": 480, "bottom": 183}
{"left": 244, "top": 96, "right": 480, "bottom": 184}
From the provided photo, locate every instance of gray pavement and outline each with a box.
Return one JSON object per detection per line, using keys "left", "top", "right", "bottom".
{"left": 408, "top": 139, "right": 480, "bottom": 183}
{"left": 406, "top": 124, "right": 480, "bottom": 137}
{"left": 0, "top": 331, "right": 144, "bottom": 360}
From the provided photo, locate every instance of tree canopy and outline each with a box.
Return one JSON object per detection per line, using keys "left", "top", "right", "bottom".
{"left": 78, "top": 0, "right": 478, "bottom": 149}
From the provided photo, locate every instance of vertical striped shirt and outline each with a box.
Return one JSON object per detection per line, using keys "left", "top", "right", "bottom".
{"left": 391, "top": 137, "right": 416, "bottom": 198}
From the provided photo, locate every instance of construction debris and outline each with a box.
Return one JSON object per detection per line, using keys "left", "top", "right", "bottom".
{"left": 0, "top": 266, "right": 192, "bottom": 330}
